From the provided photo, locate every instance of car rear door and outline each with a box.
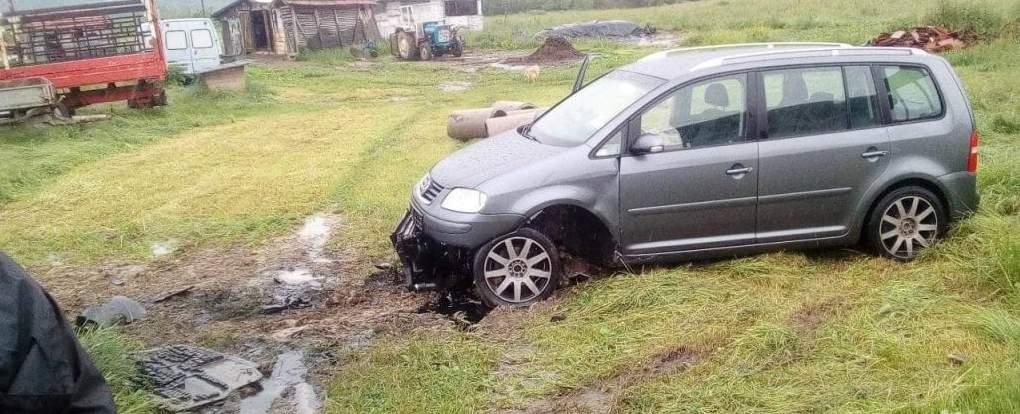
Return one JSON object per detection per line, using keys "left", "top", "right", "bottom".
{"left": 620, "top": 73, "right": 759, "bottom": 255}
{"left": 189, "top": 22, "right": 221, "bottom": 73}
{"left": 162, "top": 24, "right": 193, "bottom": 74}
{"left": 754, "top": 65, "right": 891, "bottom": 243}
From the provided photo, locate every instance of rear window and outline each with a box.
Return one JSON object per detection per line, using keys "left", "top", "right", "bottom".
{"left": 881, "top": 66, "right": 943, "bottom": 122}
{"left": 763, "top": 67, "right": 847, "bottom": 139}
{"left": 192, "top": 29, "right": 214, "bottom": 49}
{"left": 166, "top": 31, "right": 187, "bottom": 50}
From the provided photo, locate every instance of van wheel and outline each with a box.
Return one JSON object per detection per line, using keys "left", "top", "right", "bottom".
{"left": 473, "top": 228, "right": 561, "bottom": 307}
{"left": 866, "top": 186, "right": 946, "bottom": 261}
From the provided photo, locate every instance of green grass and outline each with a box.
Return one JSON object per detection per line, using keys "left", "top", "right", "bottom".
{"left": 77, "top": 328, "right": 156, "bottom": 414}
{"left": 4, "top": 0, "right": 1020, "bottom": 412}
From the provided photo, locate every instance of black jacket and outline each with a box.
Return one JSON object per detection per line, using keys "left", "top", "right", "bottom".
{"left": 0, "top": 252, "right": 116, "bottom": 414}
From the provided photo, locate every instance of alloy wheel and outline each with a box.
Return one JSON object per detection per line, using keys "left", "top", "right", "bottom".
{"left": 878, "top": 196, "right": 939, "bottom": 259}
{"left": 482, "top": 237, "right": 553, "bottom": 304}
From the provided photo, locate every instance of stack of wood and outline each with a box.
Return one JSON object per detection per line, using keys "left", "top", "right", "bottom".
{"left": 870, "top": 26, "right": 966, "bottom": 53}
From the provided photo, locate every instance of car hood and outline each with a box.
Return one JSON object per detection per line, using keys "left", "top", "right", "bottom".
{"left": 430, "top": 131, "right": 568, "bottom": 188}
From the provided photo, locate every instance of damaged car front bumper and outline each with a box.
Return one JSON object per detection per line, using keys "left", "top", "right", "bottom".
{"left": 390, "top": 200, "right": 523, "bottom": 290}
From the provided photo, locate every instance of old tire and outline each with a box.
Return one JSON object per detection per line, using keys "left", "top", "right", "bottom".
{"left": 419, "top": 42, "right": 434, "bottom": 61}
{"left": 473, "top": 228, "right": 561, "bottom": 307}
{"left": 865, "top": 186, "right": 947, "bottom": 261}
{"left": 396, "top": 30, "right": 416, "bottom": 60}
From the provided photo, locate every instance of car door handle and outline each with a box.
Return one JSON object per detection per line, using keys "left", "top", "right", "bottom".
{"left": 726, "top": 167, "right": 753, "bottom": 176}
{"left": 861, "top": 150, "right": 890, "bottom": 159}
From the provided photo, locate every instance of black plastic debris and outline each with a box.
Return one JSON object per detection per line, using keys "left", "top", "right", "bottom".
{"left": 536, "top": 20, "right": 655, "bottom": 39}
{"left": 77, "top": 295, "right": 146, "bottom": 327}
{"left": 137, "top": 345, "right": 262, "bottom": 412}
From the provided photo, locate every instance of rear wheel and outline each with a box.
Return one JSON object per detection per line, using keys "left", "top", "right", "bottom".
{"left": 395, "top": 30, "right": 416, "bottom": 60}
{"left": 473, "top": 228, "right": 561, "bottom": 307}
{"left": 866, "top": 186, "right": 946, "bottom": 260}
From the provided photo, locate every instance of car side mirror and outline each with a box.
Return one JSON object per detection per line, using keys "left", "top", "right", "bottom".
{"left": 631, "top": 133, "right": 665, "bottom": 155}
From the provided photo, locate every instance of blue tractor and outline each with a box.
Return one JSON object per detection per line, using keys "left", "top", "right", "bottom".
{"left": 391, "top": 21, "right": 464, "bottom": 61}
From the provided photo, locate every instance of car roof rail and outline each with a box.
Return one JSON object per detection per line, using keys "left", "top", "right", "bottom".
{"left": 640, "top": 42, "right": 854, "bottom": 63}
{"left": 688, "top": 46, "right": 926, "bottom": 72}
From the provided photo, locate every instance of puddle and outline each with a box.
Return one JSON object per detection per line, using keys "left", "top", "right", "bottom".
{"left": 47, "top": 253, "right": 64, "bottom": 266}
{"left": 151, "top": 239, "right": 177, "bottom": 257}
{"left": 240, "top": 350, "right": 319, "bottom": 414}
{"left": 438, "top": 81, "right": 473, "bottom": 92}
{"left": 418, "top": 292, "right": 491, "bottom": 326}
{"left": 275, "top": 268, "right": 320, "bottom": 287}
{"left": 297, "top": 214, "right": 335, "bottom": 263}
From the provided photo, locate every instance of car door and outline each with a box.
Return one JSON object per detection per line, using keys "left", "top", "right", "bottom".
{"left": 620, "top": 73, "right": 759, "bottom": 255}
{"left": 162, "top": 26, "right": 193, "bottom": 74}
{"left": 755, "top": 65, "right": 891, "bottom": 243}
{"left": 189, "top": 24, "right": 221, "bottom": 73}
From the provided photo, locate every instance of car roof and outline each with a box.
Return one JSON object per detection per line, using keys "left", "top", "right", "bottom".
{"left": 622, "top": 43, "right": 931, "bottom": 80}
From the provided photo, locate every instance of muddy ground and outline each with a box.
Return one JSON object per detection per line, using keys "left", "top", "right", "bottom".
{"left": 36, "top": 210, "right": 494, "bottom": 413}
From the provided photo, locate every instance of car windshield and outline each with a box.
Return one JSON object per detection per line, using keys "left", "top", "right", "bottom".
{"left": 528, "top": 70, "right": 662, "bottom": 146}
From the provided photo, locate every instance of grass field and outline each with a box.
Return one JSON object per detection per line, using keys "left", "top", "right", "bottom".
{"left": 2, "top": 0, "right": 1020, "bottom": 412}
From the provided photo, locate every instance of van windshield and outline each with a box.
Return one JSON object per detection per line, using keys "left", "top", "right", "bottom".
{"left": 527, "top": 70, "right": 662, "bottom": 147}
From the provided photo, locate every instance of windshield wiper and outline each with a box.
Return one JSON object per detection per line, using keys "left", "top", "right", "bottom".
{"left": 520, "top": 124, "right": 540, "bottom": 142}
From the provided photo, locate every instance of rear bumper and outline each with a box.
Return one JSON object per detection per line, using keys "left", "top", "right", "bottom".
{"left": 938, "top": 171, "right": 980, "bottom": 219}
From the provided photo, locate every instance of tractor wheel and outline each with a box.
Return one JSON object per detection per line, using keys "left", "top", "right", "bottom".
{"left": 419, "top": 42, "right": 434, "bottom": 61}
{"left": 396, "top": 30, "right": 416, "bottom": 60}
{"left": 451, "top": 40, "right": 464, "bottom": 58}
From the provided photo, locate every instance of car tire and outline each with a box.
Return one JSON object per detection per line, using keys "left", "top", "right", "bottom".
{"left": 865, "top": 186, "right": 947, "bottom": 261}
{"left": 473, "top": 228, "right": 561, "bottom": 307}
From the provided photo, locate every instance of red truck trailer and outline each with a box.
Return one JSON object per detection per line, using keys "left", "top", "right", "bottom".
{"left": 0, "top": 0, "right": 167, "bottom": 118}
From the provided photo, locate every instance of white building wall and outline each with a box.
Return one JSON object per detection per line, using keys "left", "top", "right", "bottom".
{"left": 376, "top": 0, "right": 483, "bottom": 38}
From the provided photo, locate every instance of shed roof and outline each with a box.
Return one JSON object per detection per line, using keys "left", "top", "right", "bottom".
{"left": 212, "top": 0, "right": 375, "bottom": 18}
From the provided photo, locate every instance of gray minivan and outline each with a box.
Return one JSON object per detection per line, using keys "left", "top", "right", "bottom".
{"left": 392, "top": 43, "right": 980, "bottom": 307}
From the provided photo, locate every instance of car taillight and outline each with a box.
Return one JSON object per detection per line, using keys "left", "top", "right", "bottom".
{"left": 967, "top": 130, "right": 979, "bottom": 173}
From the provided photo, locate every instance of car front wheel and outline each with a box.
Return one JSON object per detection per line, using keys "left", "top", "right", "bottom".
{"left": 866, "top": 186, "right": 946, "bottom": 260}
{"left": 473, "top": 228, "right": 561, "bottom": 307}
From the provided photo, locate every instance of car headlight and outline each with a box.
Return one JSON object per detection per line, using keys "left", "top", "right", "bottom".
{"left": 441, "top": 188, "right": 487, "bottom": 213}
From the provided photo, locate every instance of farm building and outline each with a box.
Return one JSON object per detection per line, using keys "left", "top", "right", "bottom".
{"left": 211, "top": 0, "right": 381, "bottom": 56}
{"left": 375, "top": 0, "right": 483, "bottom": 38}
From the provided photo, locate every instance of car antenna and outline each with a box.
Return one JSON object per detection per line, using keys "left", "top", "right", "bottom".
{"left": 572, "top": 54, "right": 591, "bottom": 94}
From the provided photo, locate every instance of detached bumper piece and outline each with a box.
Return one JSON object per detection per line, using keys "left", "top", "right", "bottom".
{"left": 390, "top": 208, "right": 469, "bottom": 291}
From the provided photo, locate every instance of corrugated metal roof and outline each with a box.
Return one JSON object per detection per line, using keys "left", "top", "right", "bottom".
{"left": 211, "top": 0, "right": 374, "bottom": 18}
{"left": 280, "top": 0, "right": 376, "bottom": 5}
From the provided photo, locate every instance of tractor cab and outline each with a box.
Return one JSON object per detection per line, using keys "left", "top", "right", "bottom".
{"left": 391, "top": 20, "right": 464, "bottom": 61}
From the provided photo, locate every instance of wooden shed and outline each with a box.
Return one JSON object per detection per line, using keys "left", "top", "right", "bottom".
{"left": 211, "top": 0, "right": 381, "bottom": 57}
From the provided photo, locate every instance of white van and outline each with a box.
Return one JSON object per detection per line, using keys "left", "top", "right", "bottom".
{"left": 161, "top": 18, "right": 223, "bottom": 75}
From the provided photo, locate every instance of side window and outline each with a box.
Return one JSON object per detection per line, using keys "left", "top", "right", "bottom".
{"left": 845, "top": 66, "right": 880, "bottom": 128}
{"left": 191, "top": 29, "right": 213, "bottom": 49}
{"left": 881, "top": 66, "right": 943, "bottom": 122}
{"left": 638, "top": 73, "right": 747, "bottom": 150}
{"left": 165, "top": 30, "right": 187, "bottom": 50}
{"left": 764, "top": 67, "right": 847, "bottom": 139}
{"left": 595, "top": 130, "right": 623, "bottom": 157}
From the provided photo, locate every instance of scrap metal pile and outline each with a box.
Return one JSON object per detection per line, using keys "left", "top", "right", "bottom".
{"left": 869, "top": 26, "right": 967, "bottom": 53}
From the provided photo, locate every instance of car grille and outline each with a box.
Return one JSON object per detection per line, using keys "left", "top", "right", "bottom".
{"left": 420, "top": 178, "right": 445, "bottom": 204}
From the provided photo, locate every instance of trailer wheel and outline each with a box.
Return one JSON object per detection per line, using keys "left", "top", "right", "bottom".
{"left": 54, "top": 102, "right": 76, "bottom": 119}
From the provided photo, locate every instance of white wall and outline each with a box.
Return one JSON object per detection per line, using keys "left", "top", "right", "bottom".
{"left": 376, "top": 0, "right": 483, "bottom": 38}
